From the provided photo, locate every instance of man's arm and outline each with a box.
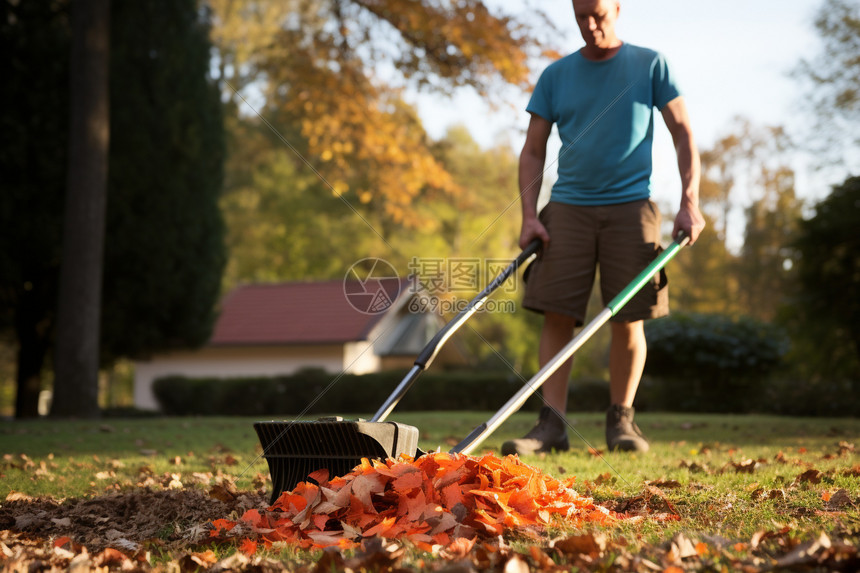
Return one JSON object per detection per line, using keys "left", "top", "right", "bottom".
{"left": 519, "top": 113, "right": 553, "bottom": 250}
{"left": 661, "top": 96, "right": 705, "bottom": 244}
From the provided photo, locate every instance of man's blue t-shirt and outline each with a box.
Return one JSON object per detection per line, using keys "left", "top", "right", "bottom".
{"left": 527, "top": 43, "right": 681, "bottom": 205}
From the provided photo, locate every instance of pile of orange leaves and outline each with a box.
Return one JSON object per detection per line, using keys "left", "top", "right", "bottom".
{"left": 210, "top": 452, "right": 617, "bottom": 555}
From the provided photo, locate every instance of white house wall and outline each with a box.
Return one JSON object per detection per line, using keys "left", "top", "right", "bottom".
{"left": 342, "top": 341, "right": 381, "bottom": 374}
{"left": 133, "top": 345, "right": 346, "bottom": 410}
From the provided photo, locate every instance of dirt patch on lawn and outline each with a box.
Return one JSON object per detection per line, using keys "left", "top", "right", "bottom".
{"left": 0, "top": 487, "right": 266, "bottom": 552}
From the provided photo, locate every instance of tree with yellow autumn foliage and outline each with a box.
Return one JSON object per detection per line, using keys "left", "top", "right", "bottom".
{"left": 207, "top": 0, "right": 553, "bottom": 231}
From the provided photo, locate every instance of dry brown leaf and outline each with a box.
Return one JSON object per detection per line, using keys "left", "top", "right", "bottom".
{"left": 93, "top": 547, "right": 128, "bottom": 567}
{"left": 824, "top": 489, "right": 855, "bottom": 510}
{"left": 794, "top": 468, "right": 823, "bottom": 485}
{"left": 644, "top": 485, "right": 680, "bottom": 517}
{"left": 441, "top": 536, "right": 477, "bottom": 560}
{"left": 732, "top": 459, "right": 760, "bottom": 474}
{"left": 679, "top": 460, "right": 711, "bottom": 474}
{"left": 645, "top": 479, "right": 682, "bottom": 489}
{"left": 503, "top": 553, "right": 530, "bottom": 573}
{"left": 750, "top": 525, "right": 792, "bottom": 549}
{"left": 209, "top": 481, "right": 238, "bottom": 503}
{"left": 751, "top": 488, "right": 787, "bottom": 502}
{"left": 528, "top": 545, "right": 556, "bottom": 570}
{"left": 552, "top": 532, "right": 607, "bottom": 559}
{"left": 842, "top": 465, "right": 860, "bottom": 477}
{"left": 773, "top": 532, "right": 832, "bottom": 569}
{"left": 666, "top": 532, "right": 699, "bottom": 562}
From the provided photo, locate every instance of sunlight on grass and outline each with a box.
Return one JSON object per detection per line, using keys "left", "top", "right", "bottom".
{"left": 1, "top": 412, "right": 858, "bottom": 569}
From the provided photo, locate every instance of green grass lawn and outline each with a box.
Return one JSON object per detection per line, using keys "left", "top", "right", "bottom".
{"left": 1, "top": 411, "right": 858, "bottom": 570}
{"left": 1, "top": 416, "right": 269, "bottom": 498}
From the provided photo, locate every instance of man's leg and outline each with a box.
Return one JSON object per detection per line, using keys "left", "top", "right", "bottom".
{"left": 609, "top": 320, "right": 646, "bottom": 407}
{"left": 606, "top": 320, "right": 650, "bottom": 451}
{"left": 501, "top": 311, "right": 576, "bottom": 456}
{"left": 540, "top": 311, "right": 578, "bottom": 412}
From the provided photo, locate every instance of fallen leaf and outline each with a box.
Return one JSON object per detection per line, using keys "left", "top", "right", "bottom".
{"left": 552, "top": 532, "right": 607, "bottom": 559}
{"left": 837, "top": 441, "right": 855, "bottom": 455}
{"left": 824, "top": 489, "right": 855, "bottom": 510}
{"left": 773, "top": 532, "right": 831, "bottom": 569}
{"left": 751, "top": 488, "right": 786, "bottom": 502}
{"left": 731, "top": 459, "right": 760, "bottom": 474}
{"left": 181, "top": 549, "right": 219, "bottom": 571}
{"left": 211, "top": 552, "right": 249, "bottom": 570}
{"left": 441, "top": 536, "right": 476, "bottom": 560}
{"left": 238, "top": 538, "right": 257, "bottom": 557}
{"left": 209, "top": 481, "right": 238, "bottom": 502}
{"left": 842, "top": 465, "right": 860, "bottom": 477}
{"left": 5, "top": 491, "right": 34, "bottom": 502}
{"left": 750, "top": 526, "right": 791, "bottom": 549}
{"left": 209, "top": 452, "right": 622, "bottom": 552}
{"left": 503, "top": 553, "right": 530, "bottom": 573}
{"left": 646, "top": 479, "right": 682, "bottom": 489}
{"left": 94, "top": 547, "right": 128, "bottom": 567}
{"left": 794, "top": 469, "right": 822, "bottom": 485}
{"left": 679, "top": 460, "right": 711, "bottom": 474}
{"left": 528, "top": 545, "right": 555, "bottom": 570}
{"left": 667, "top": 532, "right": 698, "bottom": 561}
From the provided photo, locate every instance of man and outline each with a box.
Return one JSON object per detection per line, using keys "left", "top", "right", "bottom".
{"left": 501, "top": 0, "right": 705, "bottom": 456}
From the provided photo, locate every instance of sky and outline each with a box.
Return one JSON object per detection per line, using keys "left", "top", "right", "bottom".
{"left": 412, "top": 0, "right": 827, "bottom": 224}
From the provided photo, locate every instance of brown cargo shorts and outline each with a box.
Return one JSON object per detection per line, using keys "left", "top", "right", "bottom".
{"left": 522, "top": 199, "right": 669, "bottom": 325}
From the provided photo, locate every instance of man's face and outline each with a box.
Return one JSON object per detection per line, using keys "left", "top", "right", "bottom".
{"left": 572, "top": 0, "right": 620, "bottom": 49}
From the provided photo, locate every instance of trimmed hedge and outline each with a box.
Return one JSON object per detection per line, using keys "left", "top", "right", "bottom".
{"left": 642, "top": 313, "right": 789, "bottom": 413}
{"left": 152, "top": 368, "right": 543, "bottom": 416}
{"left": 152, "top": 313, "right": 856, "bottom": 416}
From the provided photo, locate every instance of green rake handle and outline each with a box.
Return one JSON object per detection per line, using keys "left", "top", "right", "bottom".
{"left": 451, "top": 232, "right": 690, "bottom": 455}
{"left": 608, "top": 232, "right": 688, "bottom": 315}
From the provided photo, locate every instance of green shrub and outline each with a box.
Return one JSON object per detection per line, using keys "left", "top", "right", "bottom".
{"left": 642, "top": 313, "right": 789, "bottom": 412}
{"left": 761, "top": 376, "right": 860, "bottom": 417}
{"left": 152, "top": 368, "right": 542, "bottom": 416}
{"left": 566, "top": 378, "right": 610, "bottom": 412}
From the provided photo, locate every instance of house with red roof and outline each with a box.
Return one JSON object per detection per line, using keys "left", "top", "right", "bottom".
{"left": 133, "top": 279, "right": 466, "bottom": 410}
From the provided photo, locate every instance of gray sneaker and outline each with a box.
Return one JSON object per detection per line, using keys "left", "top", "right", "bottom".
{"left": 501, "top": 406, "right": 570, "bottom": 456}
{"left": 605, "top": 405, "right": 649, "bottom": 452}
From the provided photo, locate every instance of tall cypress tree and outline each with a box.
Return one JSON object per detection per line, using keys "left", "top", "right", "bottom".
{"left": 0, "top": 0, "right": 226, "bottom": 418}
{"left": 98, "top": 0, "right": 226, "bottom": 363}
{"left": 0, "top": 0, "right": 70, "bottom": 418}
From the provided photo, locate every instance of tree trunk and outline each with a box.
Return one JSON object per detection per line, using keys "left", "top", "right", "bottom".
{"left": 51, "top": 0, "right": 110, "bottom": 419}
